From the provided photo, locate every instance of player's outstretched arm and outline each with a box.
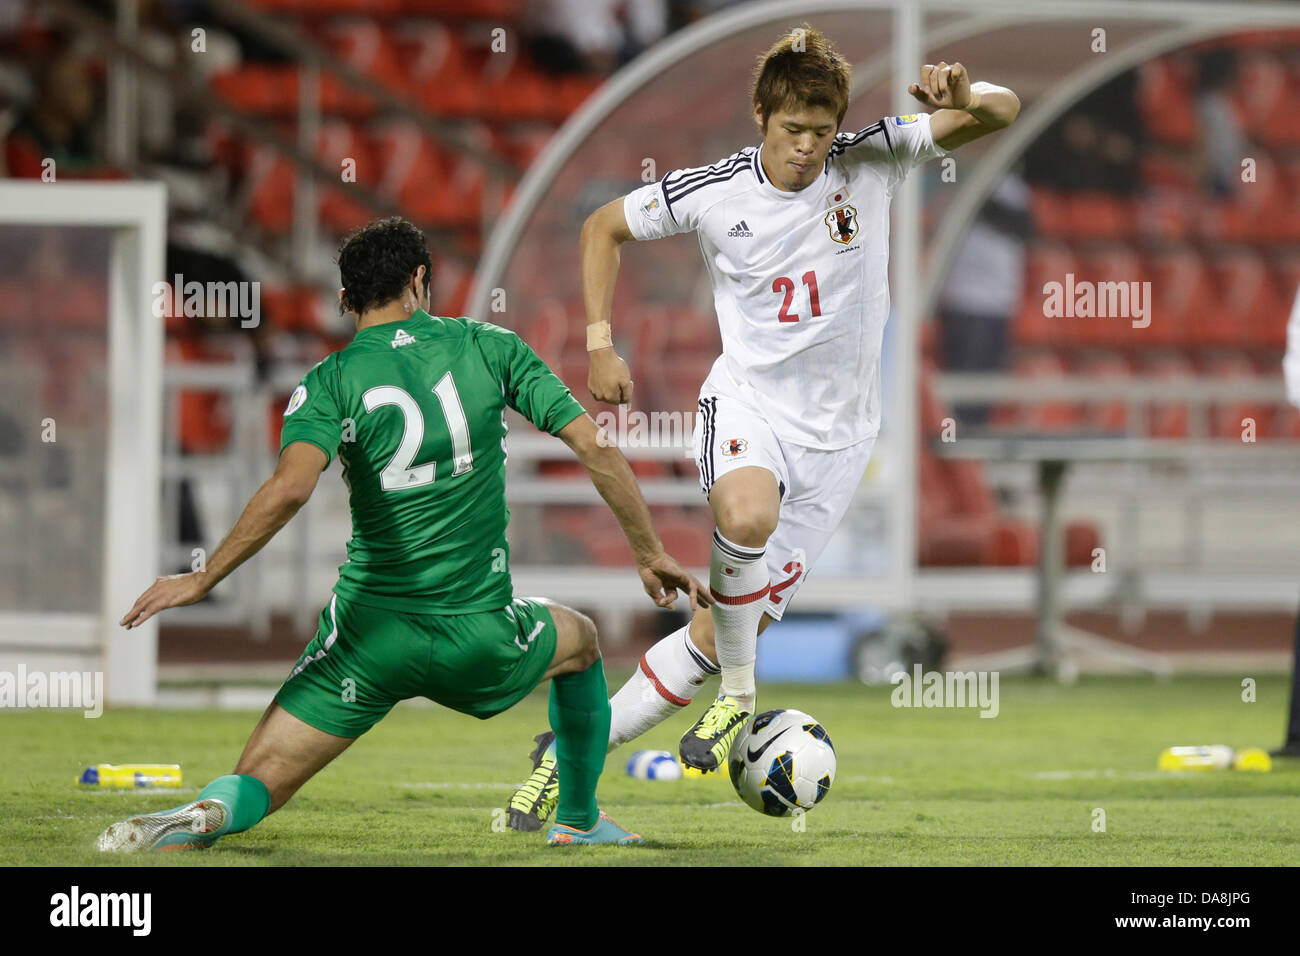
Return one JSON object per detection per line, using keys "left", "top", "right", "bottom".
{"left": 119, "top": 442, "right": 328, "bottom": 629}
{"left": 556, "top": 413, "right": 711, "bottom": 612}
{"left": 580, "top": 197, "right": 637, "bottom": 406}
{"left": 908, "top": 62, "right": 1019, "bottom": 152}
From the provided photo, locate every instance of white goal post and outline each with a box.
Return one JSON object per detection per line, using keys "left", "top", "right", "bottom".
{"left": 0, "top": 181, "right": 166, "bottom": 706}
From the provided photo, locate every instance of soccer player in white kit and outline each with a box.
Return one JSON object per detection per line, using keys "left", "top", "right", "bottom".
{"left": 508, "top": 23, "right": 1021, "bottom": 828}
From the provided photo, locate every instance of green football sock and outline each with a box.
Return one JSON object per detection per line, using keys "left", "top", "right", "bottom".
{"left": 549, "top": 659, "right": 610, "bottom": 831}
{"left": 196, "top": 774, "right": 271, "bottom": 835}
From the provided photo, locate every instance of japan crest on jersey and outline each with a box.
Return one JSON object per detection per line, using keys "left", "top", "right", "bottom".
{"left": 824, "top": 204, "right": 859, "bottom": 244}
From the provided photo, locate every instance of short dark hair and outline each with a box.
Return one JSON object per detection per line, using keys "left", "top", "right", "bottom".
{"left": 336, "top": 217, "right": 432, "bottom": 316}
{"left": 752, "top": 23, "right": 851, "bottom": 132}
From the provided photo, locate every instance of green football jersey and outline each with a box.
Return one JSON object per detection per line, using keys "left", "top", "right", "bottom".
{"left": 279, "top": 312, "right": 586, "bottom": 614}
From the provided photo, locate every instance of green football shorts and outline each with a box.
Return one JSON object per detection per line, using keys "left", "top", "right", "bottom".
{"left": 274, "top": 592, "right": 559, "bottom": 738}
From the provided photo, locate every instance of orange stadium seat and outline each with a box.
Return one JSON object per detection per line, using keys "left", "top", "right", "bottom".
{"left": 1144, "top": 246, "right": 1215, "bottom": 349}
{"left": 1142, "top": 352, "right": 1194, "bottom": 438}
{"left": 1230, "top": 51, "right": 1286, "bottom": 142}
{"left": 918, "top": 362, "right": 1096, "bottom": 566}
{"left": 1075, "top": 245, "right": 1145, "bottom": 349}
{"left": 370, "top": 123, "right": 485, "bottom": 227}
{"left": 1209, "top": 250, "right": 1285, "bottom": 349}
{"left": 1012, "top": 242, "right": 1077, "bottom": 347}
{"left": 1009, "top": 351, "right": 1081, "bottom": 431}
{"left": 1205, "top": 352, "right": 1272, "bottom": 440}
{"left": 401, "top": 0, "right": 523, "bottom": 17}
{"left": 320, "top": 18, "right": 410, "bottom": 99}
{"left": 1072, "top": 351, "right": 1134, "bottom": 433}
{"left": 1065, "top": 191, "right": 1135, "bottom": 240}
{"left": 1135, "top": 186, "right": 1194, "bottom": 242}
{"left": 1251, "top": 59, "right": 1300, "bottom": 147}
{"left": 169, "top": 338, "right": 233, "bottom": 454}
{"left": 1028, "top": 187, "right": 1072, "bottom": 238}
{"left": 393, "top": 22, "right": 485, "bottom": 116}
{"left": 1137, "top": 57, "right": 1198, "bottom": 147}
{"left": 480, "top": 55, "right": 561, "bottom": 122}
{"left": 317, "top": 120, "right": 378, "bottom": 232}
{"left": 244, "top": 123, "right": 380, "bottom": 235}
{"left": 211, "top": 65, "right": 299, "bottom": 115}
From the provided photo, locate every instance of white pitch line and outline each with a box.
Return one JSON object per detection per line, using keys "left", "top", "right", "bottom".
{"left": 398, "top": 782, "right": 519, "bottom": 790}
{"left": 1029, "top": 770, "right": 1180, "bottom": 781}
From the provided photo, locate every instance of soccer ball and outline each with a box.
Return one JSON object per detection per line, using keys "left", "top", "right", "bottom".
{"left": 728, "top": 709, "right": 835, "bottom": 816}
{"left": 625, "top": 749, "right": 683, "bottom": 780}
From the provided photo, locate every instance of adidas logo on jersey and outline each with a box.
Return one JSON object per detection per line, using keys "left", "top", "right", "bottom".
{"left": 391, "top": 328, "right": 416, "bottom": 348}
{"left": 727, "top": 220, "right": 753, "bottom": 238}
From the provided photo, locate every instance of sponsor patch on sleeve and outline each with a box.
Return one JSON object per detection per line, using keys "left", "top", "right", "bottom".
{"left": 284, "top": 384, "right": 307, "bottom": 416}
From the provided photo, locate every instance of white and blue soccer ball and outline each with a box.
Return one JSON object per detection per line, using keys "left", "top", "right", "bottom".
{"left": 625, "top": 750, "right": 683, "bottom": 781}
{"left": 728, "top": 709, "right": 835, "bottom": 816}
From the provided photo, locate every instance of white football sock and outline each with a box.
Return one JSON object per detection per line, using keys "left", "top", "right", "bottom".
{"left": 709, "top": 529, "right": 768, "bottom": 711}
{"left": 607, "top": 623, "right": 718, "bottom": 752}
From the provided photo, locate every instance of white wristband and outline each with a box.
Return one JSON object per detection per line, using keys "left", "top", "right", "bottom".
{"left": 586, "top": 321, "right": 613, "bottom": 352}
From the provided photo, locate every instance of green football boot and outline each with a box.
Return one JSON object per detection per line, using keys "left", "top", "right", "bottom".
{"left": 507, "top": 731, "right": 559, "bottom": 832}
{"left": 680, "top": 694, "right": 751, "bottom": 772}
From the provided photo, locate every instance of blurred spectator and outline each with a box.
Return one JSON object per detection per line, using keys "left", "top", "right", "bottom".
{"left": 937, "top": 173, "right": 1031, "bottom": 427}
{"left": 526, "top": 0, "right": 667, "bottom": 74}
{"left": 3, "top": 42, "right": 100, "bottom": 179}
{"left": 1025, "top": 72, "right": 1141, "bottom": 194}
{"left": 1193, "top": 48, "right": 1244, "bottom": 198}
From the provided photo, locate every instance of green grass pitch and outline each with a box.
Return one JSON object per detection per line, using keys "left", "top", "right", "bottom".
{"left": 2, "top": 674, "right": 1297, "bottom": 866}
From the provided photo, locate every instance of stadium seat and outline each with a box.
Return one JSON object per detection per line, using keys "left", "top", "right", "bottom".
{"left": 319, "top": 18, "right": 410, "bottom": 99}
{"left": 170, "top": 338, "right": 234, "bottom": 454}
{"left": 1008, "top": 351, "right": 1082, "bottom": 431}
{"left": 1204, "top": 352, "right": 1272, "bottom": 440}
{"left": 1066, "top": 191, "right": 1135, "bottom": 239}
{"left": 1075, "top": 245, "right": 1145, "bottom": 349}
{"left": 1012, "top": 242, "right": 1078, "bottom": 347}
{"left": 1028, "top": 187, "right": 1072, "bottom": 238}
{"left": 1141, "top": 352, "right": 1194, "bottom": 438}
{"left": 370, "top": 123, "right": 485, "bottom": 227}
{"left": 1230, "top": 51, "right": 1286, "bottom": 142}
{"left": 918, "top": 362, "right": 1099, "bottom": 567}
{"left": 1144, "top": 246, "right": 1215, "bottom": 349}
{"left": 1250, "top": 59, "right": 1300, "bottom": 147}
{"left": 317, "top": 120, "right": 378, "bottom": 232}
{"left": 211, "top": 65, "right": 299, "bottom": 115}
{"left": 1135, "top": 186, "right": 1195, "bottom": 242}
{"left": 1137, "top": 57, "right": 1198, "bottom": 147}
{"left": 480, "top": 54, "right": 562, "bottom": 122}
{"left": 400, "top": 0, "right": 523, "bottom": 18}
{"left": 1208, "top": 250, "right": 1285, "bottom": 349}
{"left": 393, "top": 22, "right": 485, "bottom": 116}
{"left": 1071, "top": 351, "right": 1135, "bottom": 433}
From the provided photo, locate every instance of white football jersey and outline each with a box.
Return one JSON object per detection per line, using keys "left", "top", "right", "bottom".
{"left": 623, "top": 112, "right": 946, "bottom": 449}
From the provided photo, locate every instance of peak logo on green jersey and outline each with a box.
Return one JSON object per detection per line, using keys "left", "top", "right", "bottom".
{"left": 391, "top": 328, "right": 416, "bottom": 348}
{"left": 284, "top": 385, "right": 307, "bottom": 416}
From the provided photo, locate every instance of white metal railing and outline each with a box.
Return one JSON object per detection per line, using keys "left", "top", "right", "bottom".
{"left": 158, "top": 360, "right": 1300, "bottom": 634}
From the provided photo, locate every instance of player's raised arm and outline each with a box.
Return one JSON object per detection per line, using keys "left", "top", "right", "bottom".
{"left": 580, "top": 197, "right": 637, "bottom": 406}
{"left": 908, "top": 62, "right": 1019, "bottom": 151}
{"left": 556, "top": 413, "right": 712, "bottom": 612}
{"left": 120, "top": 442, "right": 328, "bottom": 629}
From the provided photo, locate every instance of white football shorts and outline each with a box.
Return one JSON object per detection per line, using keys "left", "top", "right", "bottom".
{"left": 692, "top": 391, "right": 875, "bottom": 621}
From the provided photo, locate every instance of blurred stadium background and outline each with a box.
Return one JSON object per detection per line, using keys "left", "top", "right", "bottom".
{"left": 3, "top": 0, "right": 1300, "bottom": 708}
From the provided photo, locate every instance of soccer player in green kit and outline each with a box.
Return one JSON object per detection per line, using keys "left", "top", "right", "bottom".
{"left": 98, "top": 217, "right": 708, "bottom": 851}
